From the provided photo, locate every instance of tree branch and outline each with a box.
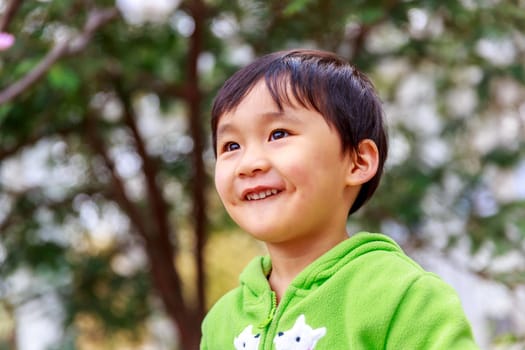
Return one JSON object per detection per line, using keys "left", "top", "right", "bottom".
{"left": 0, "top": 184, "right": 107, "bottom": 235}
{"left": 0, "top": 132, "right": 42, "bottom": 161}
{"left": 66, "top": 7, "right": 120, "bottom": 55}
{"left": 0, "top": 122, "right": 82, "bottom": 161}
{"left": 187, "top": 0, "right": 208, "bottom": 327}
{"left": 134, "top": 73, "right": 189, "bottom": 99}
{"left": 84, "top": 109, "right": 192, "bottom": 345}
{"left": 0, "top": 7, "right": 119, "bottom": 105}
{"left": 113, "top": 80, "right": 172, "bottom": 244}
{"left": 0, "top": 40, "right": 69, "bottom": 105}
{"left": 0, "top": 0, "right": 24, "bottom": 32}
{"left": 84, "top": 112, "right": 148, "bottom": 237}
{"left": 347, "top": 0, "right": 402, "bottom": 60}
{"left": 111, "top": 80, "right": 201, "bottom": 347}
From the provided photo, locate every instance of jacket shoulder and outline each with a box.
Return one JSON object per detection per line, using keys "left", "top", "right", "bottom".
{"left": 202, "top": 286, "right": 243, "bottom": 329}
{"left": 343, "top": 247, "right": 478, "bottom": 349}
{"left": 201, "top": 287, "right": 243, "bottom": 348}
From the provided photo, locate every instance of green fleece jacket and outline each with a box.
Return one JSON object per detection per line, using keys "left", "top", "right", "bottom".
{"left": 201, "top": 232, "right": 479, "bottom": 349}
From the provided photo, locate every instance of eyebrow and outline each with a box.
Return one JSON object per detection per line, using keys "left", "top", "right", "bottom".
{"left": 216, "top": 110, "right": 302, "bottom": 137}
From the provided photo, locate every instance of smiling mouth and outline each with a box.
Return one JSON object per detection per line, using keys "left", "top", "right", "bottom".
{"left": 245, "top": 189, "right": 280, "bottom": 201}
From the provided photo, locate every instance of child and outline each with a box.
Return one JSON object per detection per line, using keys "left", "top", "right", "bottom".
{"left": 201, "top": 49, "right": 479, "bottom": 349}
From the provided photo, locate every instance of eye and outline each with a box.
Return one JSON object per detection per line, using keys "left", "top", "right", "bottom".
{"left": 269, "top": 129, "right": 289, "bottom": 141}
{"left": 222, "top": 141, "right": 240, "bottom": 153}
{"left": 295, "top": 336, "right": 301, "bottom": 342}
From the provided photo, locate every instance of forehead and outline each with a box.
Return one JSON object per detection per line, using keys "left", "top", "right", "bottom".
{"left": 215, "top": 82, "right": 305, "bottom": 135}
{"left": 215, "top": 78, "right": 312, "bottom": 127}
{"left": 232, "top": 80, "right": 275, "bottom": 110}
{"left": 216, "top": 81, "right": 274, "bottom": 126}
{"left": 218, "top": 78, "right": 273, "bottom": 110}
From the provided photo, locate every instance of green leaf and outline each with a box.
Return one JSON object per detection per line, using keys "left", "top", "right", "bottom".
{"left": 13, "top": 57, "right": 40, "bottom": 78}
{"left": 483, "top": 147, "right": 522, "bottom": 168}
{"left": 0, "top": 103, "right": 12, "bottom": 126}
{"left": 509, "top": 63, "right": 525, "bottom": 84}
{"left": 47, "top": 65, "right": 81, "bottom": 93}
{"left": 359, "top": 6, "right": 384, "bottom": 24}
{"left": 283, "top": 0, "right": 316, "bottom": 16}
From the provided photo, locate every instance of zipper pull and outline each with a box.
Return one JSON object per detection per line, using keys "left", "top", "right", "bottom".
{"left": 258, "top": 291, "right": 277, "bottom": 329}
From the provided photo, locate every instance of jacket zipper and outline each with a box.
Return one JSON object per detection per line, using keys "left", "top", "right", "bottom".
{"left": 258, "top": 291, "right": 278, "bottom": 349}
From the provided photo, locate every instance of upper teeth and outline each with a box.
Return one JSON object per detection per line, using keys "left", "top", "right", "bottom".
{"left": 246, "top": 189, "right": 278, "bottom": 201}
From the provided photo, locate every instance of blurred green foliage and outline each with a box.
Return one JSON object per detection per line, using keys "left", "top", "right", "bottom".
{"left": 1, "top": 0, "right": 524, "bottom": 348}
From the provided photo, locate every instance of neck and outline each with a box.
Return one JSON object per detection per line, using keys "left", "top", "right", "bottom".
{"left": 266, "top": 231, "right": 348, "bottom": 302}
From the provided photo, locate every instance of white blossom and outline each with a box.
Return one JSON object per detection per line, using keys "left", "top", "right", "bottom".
{"left": 116, "top": 0, "right": 180, "bottom": 25}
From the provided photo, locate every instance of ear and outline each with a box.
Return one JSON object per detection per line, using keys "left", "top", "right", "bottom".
{"left": 313, "top": 327, "right": 327, "bottom": 340}
{"left": 345, "top": 139, "right": 379, "bottom": 186}
{"left": 296, "top": 314, "right": 306, "bottom": 326}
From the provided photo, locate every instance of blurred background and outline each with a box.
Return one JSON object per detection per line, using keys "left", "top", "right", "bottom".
{"left": 0, "top": 0, "right": 524, "bottom": 349}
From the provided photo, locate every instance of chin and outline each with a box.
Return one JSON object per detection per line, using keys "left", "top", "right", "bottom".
{"left": 242, "top": 226, "right": 282, "bottom": 242}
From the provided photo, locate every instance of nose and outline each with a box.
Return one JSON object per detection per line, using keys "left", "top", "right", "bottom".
{"left": 236, "top": 145, "right": 270, "bottom": 177}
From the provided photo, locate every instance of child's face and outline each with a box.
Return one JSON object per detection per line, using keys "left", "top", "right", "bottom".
{"left": 214, "top": 81, "right": 356, "bottom": 246}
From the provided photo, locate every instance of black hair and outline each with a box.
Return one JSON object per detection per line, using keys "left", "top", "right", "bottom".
{"left": 211, "top": 49, "right": 388, "bottom": 215}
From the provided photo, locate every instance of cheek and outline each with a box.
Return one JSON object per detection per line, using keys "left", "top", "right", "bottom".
{"left": 288, "top": 152, "right": 346, "bottom": 193}
{"left": 214, "top": 167, "right": 231, "bottom": 200}
{"left": 285, "top": 162, "right": 317, "bottom": 197}
{"left": 288, "top": 164, "right": 311, "bottom": 183}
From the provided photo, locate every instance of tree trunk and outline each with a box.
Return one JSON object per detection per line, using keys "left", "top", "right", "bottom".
{"left": 186, "top": 0, "right": 208, "bottom": 324}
